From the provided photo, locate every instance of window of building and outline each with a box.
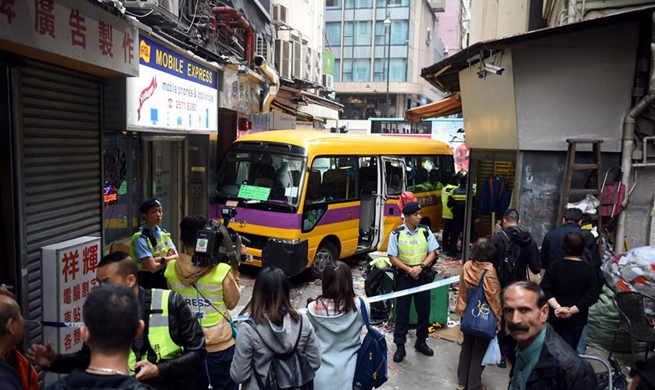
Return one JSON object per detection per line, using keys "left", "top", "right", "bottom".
{"left": 325, "top": 22, "right": 341, "bottom": 46}
{"left": 390, "top": 58, "right": 407, "bottom": 82}
{"left": 326, "top": 0, "right": 341, "bottom": 7}
{"left": 334, "top": 59, "right": 341, "bottom": 82}
{"left": 342, "top": 59, "right": 353, "bottom": 82}
{"left": 391, "top": 20, "right": 409, "bottom": 45}
{"left": 344, "top": 22, "right": 354, "bottom": 47}
{"left": 376, "top": 0, "right": 409, "bottom": 7}
{"left": 353, "top": 59, "right": 371, "bottom": 82}
{"left": 375, "top": 21, "right": 388, "bottom": 46}
{"left": 346, "top": 0, "right": 373, "bottom": 8}
{"left": 373, "top": 59, "right": 384, "bottom": 82}
{"left": 354, "top": 21, "right": 372, "bottom": 46}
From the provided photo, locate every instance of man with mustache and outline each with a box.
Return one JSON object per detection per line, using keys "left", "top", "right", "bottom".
{"left": 503, "top": 281, "right": 595, "bottom": 390}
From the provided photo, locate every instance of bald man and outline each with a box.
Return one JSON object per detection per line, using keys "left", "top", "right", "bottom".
{"left": 0, "top": 294, "right": 25, "bottom": 389}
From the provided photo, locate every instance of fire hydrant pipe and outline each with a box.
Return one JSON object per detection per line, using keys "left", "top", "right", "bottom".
{"left": 211, "top": 7, "right": 254, "bottom": 66}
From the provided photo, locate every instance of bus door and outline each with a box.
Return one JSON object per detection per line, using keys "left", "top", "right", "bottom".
{"left": 378, "top": 157, "right": 406, "bottom": 250}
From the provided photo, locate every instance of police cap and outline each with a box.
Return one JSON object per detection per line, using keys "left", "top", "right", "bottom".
{"left": 140, "top": 198, "right": 162, "bottom": 214}
{"left": 402, "top": 201, "right": 421, "bottom": 216}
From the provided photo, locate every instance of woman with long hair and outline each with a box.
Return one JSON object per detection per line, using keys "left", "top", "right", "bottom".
{"left": 541, "top": 232, "right": 598, "bottom": 349}
{"left": 307, "top": 261, "right": 368, "bottom": 390}
{"left": 456, "top": 238, "right": 502, "bottom": 390}
{"left": 230, "top": 267, "right": 321, "bottom": 389}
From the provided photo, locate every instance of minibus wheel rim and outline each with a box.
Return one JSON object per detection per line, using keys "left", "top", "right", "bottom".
{"left": 312, "top": 242, "right": 337, "bottom": 275}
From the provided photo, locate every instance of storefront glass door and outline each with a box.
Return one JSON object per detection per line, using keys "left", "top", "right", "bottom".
{"left": 146, "top": 138, "right": 182, "bottom": 240}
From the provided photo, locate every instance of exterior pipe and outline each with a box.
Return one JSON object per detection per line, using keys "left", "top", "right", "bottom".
{"left": 211, "top": 7, "right": 254, "bottom": 67}
{"left": 615, "top": 43, "right": 655, "bottom": 252}
{"left": 254, "top": 56, "right": 279, "bottom": 114}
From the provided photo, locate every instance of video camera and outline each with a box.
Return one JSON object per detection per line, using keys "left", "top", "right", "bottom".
{"left": 191, "top": 206, "right": 250, "bottom": 267}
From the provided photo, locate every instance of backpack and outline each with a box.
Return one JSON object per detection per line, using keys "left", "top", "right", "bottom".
{"left": 364, "top": 266, "right": 391, "bottom": 324}
{"left": 248, "top": 318, "right": 315, "bottom": 390}
{"left": 353, "top": 297, "right": 389, "bottom": 390}
{"left": 496, "top": 229, "right": 524, "bottom": 287}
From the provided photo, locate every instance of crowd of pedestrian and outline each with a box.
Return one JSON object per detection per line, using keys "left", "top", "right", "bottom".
{"left": 1, "top": 196, "right": 654, "bottom": 390}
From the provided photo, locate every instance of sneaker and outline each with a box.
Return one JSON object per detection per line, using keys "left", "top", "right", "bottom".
{"left": 414, "top": 340, "right": 434, "bottom": 356}
{"left": 498, "top": 357, "right": 507, "bottom": 368}
{"left": 456, "top": 386, "right": 465, "bottom": 390}
{"left": 393, "top": 344, "right": 406, "bottom": 363}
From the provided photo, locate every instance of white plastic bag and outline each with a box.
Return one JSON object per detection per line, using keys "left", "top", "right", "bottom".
{"left": 482, "top": 336, "right": 501, "bottom": 366}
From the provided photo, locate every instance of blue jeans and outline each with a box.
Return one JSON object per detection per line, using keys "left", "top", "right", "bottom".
{"left": 576, "top": 325, "right": 588, "bottom": 355}
{"left": 194, "top": 345, "right": 238, "bottom": 390}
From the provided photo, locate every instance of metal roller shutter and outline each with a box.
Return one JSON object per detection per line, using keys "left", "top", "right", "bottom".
{"left": 15, "top": 59, "right": 102, "bottom": 348}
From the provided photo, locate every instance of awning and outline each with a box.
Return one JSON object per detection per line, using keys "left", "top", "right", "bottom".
{"left": 271, "top": 86, "right": 343, "bottom": 122}
{"left": 404, "top": 94, "right": 461, "bottom": 123}
{"left": 421, "top": 5, "right": 655, "bottom": 94}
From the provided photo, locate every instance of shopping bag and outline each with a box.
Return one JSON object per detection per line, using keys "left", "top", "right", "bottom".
{"left": 481, "top": 336, "right": 501, "bottom": 366}
{"left": 461, "top": 270, "right": 497, "bottom": 340}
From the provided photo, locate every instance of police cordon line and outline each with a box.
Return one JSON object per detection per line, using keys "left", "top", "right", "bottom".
{"left": 26, "top": 275, "right": 460, "bottom": 328}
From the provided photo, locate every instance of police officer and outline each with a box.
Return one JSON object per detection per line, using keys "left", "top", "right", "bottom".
{"left": 387, "top": 201, "right": 439, "bottom": 363}
{"left": 130, "top": 198, "right": 178, "bottom": 290}
{"left": 447, "top": 173, "right": 472, "bottom": 257}
{"left": 441, "top": 176, "right": 458, "bottom": 255}
{"left": 28, "top": 252, "right": 207, "bottom": 390}
{"left": 165, "top": 215, "right": 240, "bottom": 390}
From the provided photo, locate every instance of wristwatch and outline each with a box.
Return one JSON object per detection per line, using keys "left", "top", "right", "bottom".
{"left": 420, "top": 263, "right": 428, "bottom": 269}
{"left": 159, "top": 256, "right": 166, "bottom": 265}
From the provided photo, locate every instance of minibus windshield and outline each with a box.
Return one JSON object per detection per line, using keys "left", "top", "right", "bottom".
{"left": 216, "top": 150, "right": 306, "bottom": 211}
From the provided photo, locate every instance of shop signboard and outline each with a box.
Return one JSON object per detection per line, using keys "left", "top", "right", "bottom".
{"left": 220, "top": 66, "right": 262, "bottom": 114}
{"left": 42, "top": 236, "right": 101, "bottom": 373}
{"left": 127, "top": 35, "right": 218, "bottom": 131}
{"left": 0, "top": 0, "right": 139, "bottom": 76}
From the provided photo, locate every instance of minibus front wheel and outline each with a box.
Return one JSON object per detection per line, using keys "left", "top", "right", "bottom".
{"left": 310, "top": 241, "right": 338, "bottom": 279}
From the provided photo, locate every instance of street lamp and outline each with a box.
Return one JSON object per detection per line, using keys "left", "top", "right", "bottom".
{"left": 383, "top": 13, "right": 391, "bottom": 117}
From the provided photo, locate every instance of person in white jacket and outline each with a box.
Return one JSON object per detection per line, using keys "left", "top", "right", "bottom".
{"left": 230, "top": 267, "right": 321, "bottom": 389}
{"left": 307, "top": 261, "right": 368, "bottom": 390}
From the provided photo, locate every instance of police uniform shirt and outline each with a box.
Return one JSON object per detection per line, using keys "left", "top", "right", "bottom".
{"left": 133, "top": 225, "right": 176, "bottom": 261}
{"left": 387, "top": 225, "right": 439, "bottom": 257}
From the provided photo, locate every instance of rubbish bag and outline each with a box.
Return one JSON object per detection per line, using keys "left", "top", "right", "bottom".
{"left": 482, "top": 336, "right": 502, "bottom": 366}
{"left": 595, "top": 355, "right": 628, "bottom": 390}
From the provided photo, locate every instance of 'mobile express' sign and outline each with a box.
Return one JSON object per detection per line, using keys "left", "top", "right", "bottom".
{"left": 127, "top": 35, "right": 218, "bottom": 131}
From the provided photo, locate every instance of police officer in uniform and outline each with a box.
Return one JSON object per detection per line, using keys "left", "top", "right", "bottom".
{"left": 441, "top": 176, "right": 458, "bottom": 255}
{"left": 28, "top": 252, "right": 207, "bottom": 390}
{"left": 387, "top": 202, "right": 439, "bottom": 363}
{"left": 165, "top": 215, "right": 241, "bottom": 390}
{"left": 130, "top": 198, "right": 178, "bottom": 290}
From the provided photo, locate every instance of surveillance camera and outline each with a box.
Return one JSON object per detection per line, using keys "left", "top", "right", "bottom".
{"left": 484, "top": 63, "right": 504, "bottom": 75}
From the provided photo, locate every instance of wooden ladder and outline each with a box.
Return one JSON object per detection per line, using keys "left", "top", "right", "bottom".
{"left": 556, "top": 139, "right": 603, "bottom": 232}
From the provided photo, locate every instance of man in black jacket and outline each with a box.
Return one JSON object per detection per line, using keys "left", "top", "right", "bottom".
{"left": 503, "top": 281, "right": 596, "bottom": 390}
{"left": 28, "top": 252, "right": 206, "bottom": 390}
{"left": 47, "top": 284, "right": 152, "bottom": 390}
{"left": 540, "top": 207, "right": 601, "bottom": 270}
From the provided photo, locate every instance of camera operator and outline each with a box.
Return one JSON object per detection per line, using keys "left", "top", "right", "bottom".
{"left": 164, "top": 215, "right": 241, "bottom": 390}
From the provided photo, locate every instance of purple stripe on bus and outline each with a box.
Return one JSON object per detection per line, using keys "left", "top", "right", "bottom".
{"left": 316, "top": 205, "right": 361, "bottom": 226}
{"left": 217, "top": 206, "right": 302, "bottom": 229}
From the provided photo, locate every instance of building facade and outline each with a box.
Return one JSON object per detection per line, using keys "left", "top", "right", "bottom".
{"left": 325, "top": 0, "right": 444, "bottom": 120}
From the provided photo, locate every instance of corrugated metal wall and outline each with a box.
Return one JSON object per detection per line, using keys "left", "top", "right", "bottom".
{"left": 15, "top": 59, "right": 102, "bottom": 347}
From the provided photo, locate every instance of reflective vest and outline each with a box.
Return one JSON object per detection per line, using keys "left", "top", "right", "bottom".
{"left": 452, "top": 184, "right": 467, "bottom": 202}
{"left": 129, "top": 227, "right": 173, "bottom": 272}
{"left": 128, "top": 289, "right": 181, "bottom": 371}
{"left": 441, "top": 184, "right": 457, "bottom": 219}
{"left": 395, "top": 225, "right": 429, "bottom": 266}
{"left": 164, "top": 261, "right": 231, "bottom": 328}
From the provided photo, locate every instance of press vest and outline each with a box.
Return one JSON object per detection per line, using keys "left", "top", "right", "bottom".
{"left": 164, "top": 261, "right": 231, "bottom": 328}
{"left": 129, "top": 227, "right": 173, "bottom": 272}
{"left": 128, "top": 289, "right": 181, "bottom": 371}
{"left": 441, "top": 184, "right": 457, "bottom": 219}
{"left": 396, "top": 226, "right": 430, "bottom": 266}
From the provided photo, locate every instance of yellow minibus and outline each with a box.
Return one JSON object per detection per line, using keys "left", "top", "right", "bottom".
{"left": 215, "top": 130, "right": 454, "bottom": 277}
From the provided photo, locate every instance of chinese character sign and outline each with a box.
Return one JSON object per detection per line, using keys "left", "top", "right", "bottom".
{"left": 126, "top": 36, "right": 218, "bottom": 131}
{"left": 0, "top": 0, "right": 138, "bottom": 76}
{"left": 42, "top": 236, "right": 101, "bottom": 355}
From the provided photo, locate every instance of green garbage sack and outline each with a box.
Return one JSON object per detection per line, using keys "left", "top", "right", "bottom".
{"left": 587, "top": 285, "right": 647, "bottom": 352}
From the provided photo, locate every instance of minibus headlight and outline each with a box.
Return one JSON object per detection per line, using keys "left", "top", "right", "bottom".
{"left": 268, "top": 238, "right": 301, "bottom": 245}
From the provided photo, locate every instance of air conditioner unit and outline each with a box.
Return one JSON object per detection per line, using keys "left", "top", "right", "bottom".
{"left": 303, "top": 47, "right": 312, "bottom": 81}
{"left": 314, "top": 51, "right": 322, "bottom": 84}
{"left": 272, "top": 4, "right": 288, "bottom": 24}
{"left": 274, "top": 39, "right": 292, "bottom": 79}
{"left": 292, "top": 41, "right": 303, "bottom": 79}
{"left": 256, "top": 34, "right": 269, "bottom": 61}
{"left": 124, "top": 0, "right": 179, "bottom": 18}
{"left": 322, "top": 74, "right": 334, "bottom": 90}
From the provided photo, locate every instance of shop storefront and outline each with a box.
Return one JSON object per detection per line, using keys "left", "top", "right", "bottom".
{"left": 0, "top": 0, "right": 138, "bottom": 348}
{"left": 103, "top": 34, "right": 219, "bottom": 246}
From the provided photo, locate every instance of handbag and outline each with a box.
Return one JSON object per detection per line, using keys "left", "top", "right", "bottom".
{"left": 460, "top": 269, "right": 497, "bottom": 340}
